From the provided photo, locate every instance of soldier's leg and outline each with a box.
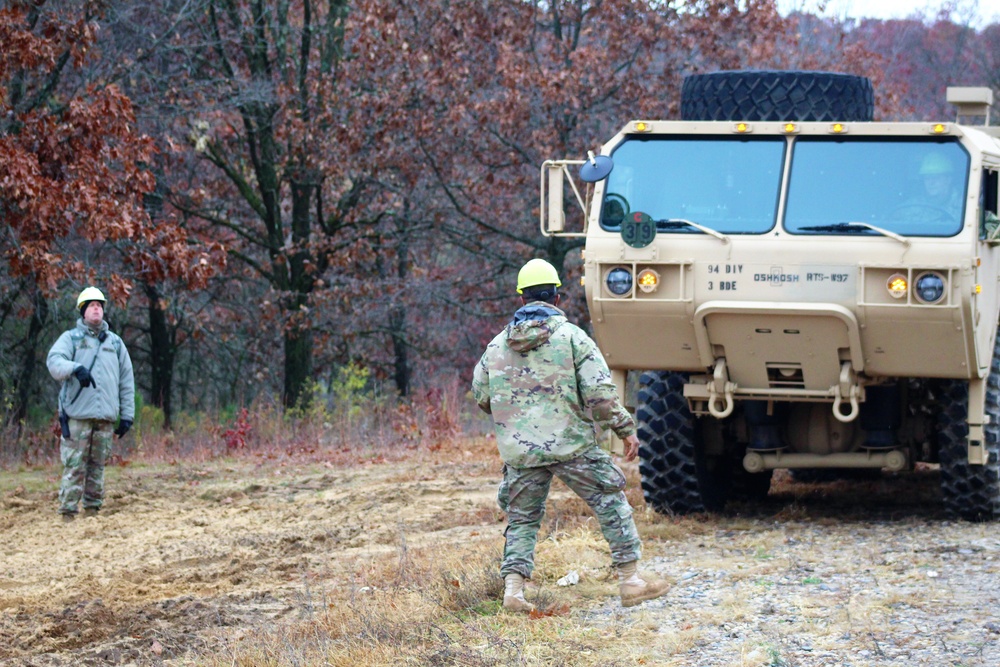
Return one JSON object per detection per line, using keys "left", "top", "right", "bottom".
{"left": 552, "top": 447, "right": 642, "bottom": 565}
{"left": 58, "top": 419, "right": 93, "bottom": 515}
{"left": 82, "top": 420, "right": 113, "bottom": 511}
{"left": 497, "top": 464, "right": 553, "bottom": 579}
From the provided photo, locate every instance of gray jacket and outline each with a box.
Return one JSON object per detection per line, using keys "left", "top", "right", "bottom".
{"left": 47, "top": 318, "right": 135, "bottom": 422}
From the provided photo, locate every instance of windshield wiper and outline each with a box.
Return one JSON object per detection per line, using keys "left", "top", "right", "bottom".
{"left": 658, "top": 218, "right": 730, "bottom": 244}
{"left": 798, "top": 221, "right": 910, "bottom": 247}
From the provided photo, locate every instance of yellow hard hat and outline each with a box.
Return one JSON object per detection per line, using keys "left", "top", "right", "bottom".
{"left": 76, "top": 286, "right": 107, "bottom": 310}
{"left": 919, "top": 153, "right": 952, "bottom": 175}
{"left": 516, "top": 259, "right": 562, "bottom": 294}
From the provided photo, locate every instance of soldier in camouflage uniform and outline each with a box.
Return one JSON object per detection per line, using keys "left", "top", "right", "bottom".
{"left": 473, "top": 259, "right": 670, "bottom": 611}
{"left": 47, "top": 287, "right": 135, "bottom": 522}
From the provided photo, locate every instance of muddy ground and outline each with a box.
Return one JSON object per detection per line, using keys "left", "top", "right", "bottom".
{"left": 2, "top": 441, "right": 1000, "bottom": 666}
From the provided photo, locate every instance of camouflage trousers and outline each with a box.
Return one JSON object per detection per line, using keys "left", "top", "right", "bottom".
{"left": 497, "top": 446, "right": 642, "bottom": 579}
{"left": 58, "top": 418, "right": 113, "bottom": 515}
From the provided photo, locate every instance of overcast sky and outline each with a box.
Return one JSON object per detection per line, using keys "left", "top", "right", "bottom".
{"left": 776, "top": 0, "right": 998, "bottom": 28}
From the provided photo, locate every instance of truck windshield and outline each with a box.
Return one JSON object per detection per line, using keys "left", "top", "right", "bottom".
{"left": 785, "top": 137, "right": 969, "bottom": 237}
{"left": 601, "top": 136, "right": 785, "bottom": 234}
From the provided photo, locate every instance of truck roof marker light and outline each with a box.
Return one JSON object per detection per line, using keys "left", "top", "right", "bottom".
{"left": 829, "top": 123, "right": 847, "bottom": 134}
{"left": 783, "top": 123, "right": 799, "bottom": 134}
{"left": 887, "top": 273, "right": 908, "bottom": 299}
{"left": 637, "top": 268, "right": 660, "bottom": 293}
{"left": 975, "top": 284, "right": 983, "bottom": 295}
{"left": 633, "top": 121, "right": 651, "bottom": 133}
{"left": 733, "top": 122, "right": 752, "bottom": 133}
{"left": 931, "top": 123, "right": 949, "bottom": 134}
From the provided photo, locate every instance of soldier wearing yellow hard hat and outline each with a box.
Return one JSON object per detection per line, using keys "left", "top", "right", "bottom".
{"left": 46, "top": 287, "right": 135, "bottom": 522}
{"left": 473, "top": 259, "right": 669, "bottom": 612}
{"left": 515, "top": 257, "right": 562, "bottom": 295}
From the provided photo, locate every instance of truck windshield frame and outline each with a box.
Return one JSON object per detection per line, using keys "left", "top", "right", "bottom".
{"left": 600, "top": 136, "right": 786, "bottom": 234}
{"left": 784, "top": 137, "right": 970, "bottom": 238}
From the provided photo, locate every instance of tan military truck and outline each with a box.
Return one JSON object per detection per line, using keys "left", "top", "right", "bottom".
{"left": 540, "top": 71, "right": 1000, "bottom": 519}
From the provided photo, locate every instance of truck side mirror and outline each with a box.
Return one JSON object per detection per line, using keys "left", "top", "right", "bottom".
{"left": 546, "top": 162, "right": 566, "bottom": 233}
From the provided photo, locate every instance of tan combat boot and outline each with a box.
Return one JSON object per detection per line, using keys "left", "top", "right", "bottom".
{"left": 502, "top": 573, "right": 536, "bottom": 613}
{"left": 618, "top": 560, "right": 671, "bottom": 608}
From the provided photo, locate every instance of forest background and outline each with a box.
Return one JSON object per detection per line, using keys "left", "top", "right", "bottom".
{"left": 1, "top": 0, "right": 999, "bottom": 459}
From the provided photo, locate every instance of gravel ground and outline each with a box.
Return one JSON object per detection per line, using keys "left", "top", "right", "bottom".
{"left": 579, "top": 473, "right": 1000, "bottom": 666}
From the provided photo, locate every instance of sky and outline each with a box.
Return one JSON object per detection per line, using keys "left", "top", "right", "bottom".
{"left": 776, "top": 0, "right": 998, "bottom": 28}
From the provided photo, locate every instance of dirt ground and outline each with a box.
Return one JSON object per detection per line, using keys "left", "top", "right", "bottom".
{"left": 3, "top": 442, "right": 1000, "bottom": 666}
{"left": 0, "top": 443, "right": 507, "bottom": 666}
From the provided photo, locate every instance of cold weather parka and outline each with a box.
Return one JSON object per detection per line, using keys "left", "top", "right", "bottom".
{"left": 472, "top": 302, "right": 636, "bottom": 468}
{"left": 47, "top": 318, "right": 135, "bottom": 423}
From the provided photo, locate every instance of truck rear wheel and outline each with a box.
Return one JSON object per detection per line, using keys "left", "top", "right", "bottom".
{"left": 680, "top": 70, "right": 874, "bottom": 122}
{"left": 636, "top": 371, "right": 729, "bottom": 513}
{"left": 937, "top": 337, "right": 1000, "bottom": 520}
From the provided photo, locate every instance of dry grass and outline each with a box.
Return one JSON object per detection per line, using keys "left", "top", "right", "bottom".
{"left": 194, "top": 536, "right": 671, "bottom": 667}
{"left": 7, "top": 391, "right": 998, "bottom": 666}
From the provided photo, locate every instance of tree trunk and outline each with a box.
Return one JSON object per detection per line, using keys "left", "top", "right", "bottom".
{"left": 389, "top": 304, "right": 410, "bottom": 397}
{"left": 390, "top": 216, "right": 411, "bottom": 396}
{"left": 145, "top": 282, "right": 175, "bottom": 429}
{"left": 284, "top": 323, "right": 313, "bottom": 409}
{"left": 13, "top": 288, "right": 47, "bottom": 430}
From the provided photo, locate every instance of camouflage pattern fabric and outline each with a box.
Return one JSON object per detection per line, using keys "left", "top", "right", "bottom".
{"left": 58, "top": 418, "right": 113, "bottom": 514}
{"left": 472, "top": 302, "right": 636, "bottom": 468}
{"left": 497, "top": 446, "right": 642, "bottom": 578}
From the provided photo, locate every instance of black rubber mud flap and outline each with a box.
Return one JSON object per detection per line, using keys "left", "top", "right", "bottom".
{"left": 680, "top": 70, "right": 874, "bottom": 122}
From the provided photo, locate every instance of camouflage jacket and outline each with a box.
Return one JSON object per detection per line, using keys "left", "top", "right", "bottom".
{"left": 472, "top": 302, "right": 636, "bottom": 468}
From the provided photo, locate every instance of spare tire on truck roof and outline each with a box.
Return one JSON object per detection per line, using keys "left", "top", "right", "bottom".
{"left": 680, "top": 70, "right": 874, "bottom": 122}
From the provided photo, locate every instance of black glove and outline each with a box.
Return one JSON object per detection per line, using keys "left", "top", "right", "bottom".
{"left": 115, "top": 419, "right": 132, "bottom": 438}
{"left": 73, "top": 366, "right": 96, "bottom": 388}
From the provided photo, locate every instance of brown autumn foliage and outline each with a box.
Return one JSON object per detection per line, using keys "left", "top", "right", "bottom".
{"left": 0, "top": 1, "right": 153, "bottom": 297}
{"left": 0, "top": 0, "right": 995, "bottom": 437}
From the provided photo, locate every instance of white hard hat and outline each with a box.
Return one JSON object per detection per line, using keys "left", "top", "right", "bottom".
{"left": 76, "top": 286, "right": 107, "bottom": 310}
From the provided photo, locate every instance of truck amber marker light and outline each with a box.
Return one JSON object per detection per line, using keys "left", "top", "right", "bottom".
{"left": 887, "top": 273, "right": 908, "bottom": 298}
{"left": 637, "top": 268, "right": 659, "bottom": 293}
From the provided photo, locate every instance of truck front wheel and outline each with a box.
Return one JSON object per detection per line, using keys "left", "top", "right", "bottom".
{"left": 636, "top": 371, "right": 732, "bottom": 513}
{"left": 937, "top": 337, "right": 1000, "bottom": 520}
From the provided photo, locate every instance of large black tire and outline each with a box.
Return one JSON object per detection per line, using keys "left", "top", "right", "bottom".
{"left": 937, "top": 337, "right": 1000, "bottom": 520}
{"left": 681, "top": 70, "right": 874, "bottom": 122}
{"left": 636, "top": 371, "right": 757, "bottom": 513}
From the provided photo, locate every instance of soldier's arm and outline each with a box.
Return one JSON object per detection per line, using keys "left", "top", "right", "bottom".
{"left": 472, "top": 353, "right": 492, "bottom": 414}
{"left": 117, "top": 338, "right": 136, "bottom": 421}
{"left": 572, "top": 329, "right": 636, "bottom": 438}
{"left": 46, "top": 332, "right": 78, "bottom": 382}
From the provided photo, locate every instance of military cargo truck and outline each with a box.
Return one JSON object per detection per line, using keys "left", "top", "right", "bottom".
{"left": 540, "top": 71, "right": 1000, "bottom": 519}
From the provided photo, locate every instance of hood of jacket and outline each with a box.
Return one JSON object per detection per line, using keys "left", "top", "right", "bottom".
{"left": 505, "top": 302, "right": 566, "bottom": 352}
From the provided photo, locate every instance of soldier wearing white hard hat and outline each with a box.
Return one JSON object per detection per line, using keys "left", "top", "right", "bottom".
{"left": 46, "top": 287, "right": 135, "bottom": 521}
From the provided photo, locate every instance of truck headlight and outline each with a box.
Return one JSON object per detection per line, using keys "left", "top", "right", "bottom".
{"left": 605, "top": 267, "right": 633, "bottom": 296}
{"left": 914, "top": 272, "right": 946, "bottom": 304}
